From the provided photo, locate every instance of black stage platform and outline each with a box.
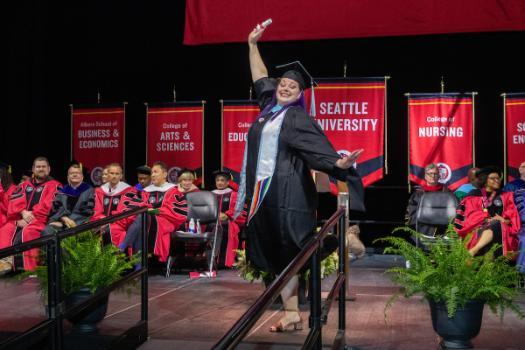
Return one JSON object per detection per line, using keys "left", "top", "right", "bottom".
{"left": 1, "top": 254, "right": 524, "bottom": 349}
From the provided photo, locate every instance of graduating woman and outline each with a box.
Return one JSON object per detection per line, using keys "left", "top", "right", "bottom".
{"left": 455, "top": 166, "right": 520, "bottom": 257}
{"left": 235, "top": 23, "right": 365, "bottom": 332}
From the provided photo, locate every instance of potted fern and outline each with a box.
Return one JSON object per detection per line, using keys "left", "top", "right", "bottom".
{"left": 376, "top": 225, "right": 524, "bottom": 349}
{"left": 32, "top": 231, "right": 138, "bottom": 334}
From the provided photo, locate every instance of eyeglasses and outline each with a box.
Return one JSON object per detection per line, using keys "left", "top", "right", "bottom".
{"left": 487, "top": 176, "right": 501, "bottom": 181}
{"left": 425, "top": 172, "right": 439, "bottom": 177}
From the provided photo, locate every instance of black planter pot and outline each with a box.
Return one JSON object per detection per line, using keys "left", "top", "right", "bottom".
{"left": 429, "top": 299, "right": 484, "bottom": 349}
{"left": 65, "top": 288, "right": 109, "bottom": 334}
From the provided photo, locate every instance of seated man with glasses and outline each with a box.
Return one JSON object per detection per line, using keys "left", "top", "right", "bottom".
{"left": 405, "top": 163, "right": 450, "bottom": 238}
{"left": 455, "top": 166, "right": 520, "bottom": 257}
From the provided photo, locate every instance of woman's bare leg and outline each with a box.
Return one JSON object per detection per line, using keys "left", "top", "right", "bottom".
{"left": 469, "top": 229, "right": 493, "bottom": 256}
{"left": 270, "top": 275, "right": 302, "bottom": 331}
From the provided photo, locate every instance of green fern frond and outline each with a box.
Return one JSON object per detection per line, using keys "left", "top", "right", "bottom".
{"left": 377, "top": 225, "right": 523, "bottom": 321}
{"left": 29, "top": 230, "right": 138, "bottom": 299}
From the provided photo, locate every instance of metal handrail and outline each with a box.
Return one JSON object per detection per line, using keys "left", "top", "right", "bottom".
{"left": 212, "top": 207, "right": 346, "bottom": 350}
{"left": 0, "top": 206, "right": 149, "bottom": 350}
{"left": 0, "top": 207, "right": 148, "bottom": 259}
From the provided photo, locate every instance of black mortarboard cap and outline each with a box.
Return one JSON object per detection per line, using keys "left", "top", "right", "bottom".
{"left": 136, "top": 165, "right": 151, "bottom": 175}
{"left": 213, "top": 169, "right": 232, "bottom": 180}
{"left": 275, "top": 61, "right": 318, "bottom": 90}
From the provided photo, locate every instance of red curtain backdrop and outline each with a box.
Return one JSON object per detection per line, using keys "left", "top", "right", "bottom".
{"left": 71, "top": 104, "right": 126, "bottom": 185}
{"left": 146, "top": 102, "right": 204, "bottom": 184}
{"left": 504, "top": 93, "right": 525, "bottom": 181}
{"left": 408, "top": 94, "right": 474, "bottom": 191}
{"left": 304, "top": 78, "right": 387, "bottom": 187}
{"left": 221, "top": 101, "right": 259, "bottom": 183}
{"left": 184, "top": 0, "right": 525, "bottom": 45}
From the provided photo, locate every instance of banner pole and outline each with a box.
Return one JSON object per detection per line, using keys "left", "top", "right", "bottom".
{"left": 502, "top": 93, "right": 507, "bottom": 183}
{"left": 70, "top": 104, "right": 74, "bottom": 162}
{"left": 144, "top": 103, "right": 149, "bottom": 166}
{"left": 173, "top": 84, "right": 177, "bottom": 102}
{"left": 471, "top": 92, "right": 475, "bottom": 168}
{"left": 405, "top": 93, "right": 411, "bottom": 193}
{"left": 123, "top": 102, "right": 128, "bottom": 172}
{"left": 384, "top": 76, "right": 390, "bottom": 175}
{"left": 201, "top": 100, "right": 206, "bottom": 188}
{"left": 220, "top": 100, "right": 224, "bottom": 171}
{"left": 440, "top": 76, "right": 445, "bottom": 94}
{"left": 249, "top": 86, "right": 253, "bottom": 100}
{"left": 343, "top": 60, "right": 348, "bottom": 78}
{"left": 97, "top": 89, "right": 101, "bottom": 104}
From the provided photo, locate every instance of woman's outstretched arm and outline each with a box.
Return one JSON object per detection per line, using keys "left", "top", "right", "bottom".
{"left": 248, "top": 25, "right": 268, "bottom": 83}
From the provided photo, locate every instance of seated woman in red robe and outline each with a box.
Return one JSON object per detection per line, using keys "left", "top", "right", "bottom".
{"left": 0, "top": 162, "right": 17, "bottom": 228}
{"left": 169, "top": 169, "right": 201, "bottom": 263}
{"left": 0, "top": 162, "right": 17, "bottom": 273}
{"left": 455, "top": 166, "right": 521, "bottom": 257}
{"left": 211, "top": 170, "right": 246, "bottom": 269}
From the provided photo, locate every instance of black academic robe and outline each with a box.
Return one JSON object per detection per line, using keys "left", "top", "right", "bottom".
{"left": 42, "top": 183, "right": 94, "bottom": 236}
{"left": 69, "top": 187, "right": 96, "bottom": 225}
{"left": 244, "top": 78, "right": 364, "bottom": 273}
{"left": 47, "top": 183, "right": 92, "bottom": 224}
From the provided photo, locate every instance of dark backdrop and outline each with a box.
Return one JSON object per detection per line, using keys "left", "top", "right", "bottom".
{"left": 4, "top": 1, "right": 525, "bottom": 245}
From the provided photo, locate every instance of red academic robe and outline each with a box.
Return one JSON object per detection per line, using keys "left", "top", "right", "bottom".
{"left": 141, "top": 183, "right": 186, "bottom": 262}
{"left": 0, "top": 183, "right": 17, "bottom": 228}
{"left": 165, "top": 185, "right": 201, "bottom": 261}
{"left": 212, "top": 188, "right": 246, "bottom": 267}
{"left": 0, "top": 178, "right": 61, "bottom": 271}
{"left": 455, "top": 191, "right": 520, "bottom": 256}
{"left": 91, "top": 182, "right": 143, "bottom": 246}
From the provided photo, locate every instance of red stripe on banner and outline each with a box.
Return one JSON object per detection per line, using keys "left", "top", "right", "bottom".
{"left": 184, "top": 0, "right": 525, "bottom": 45}
{"left": 146, "top": 104, "right": 204, "bottom": 184}
{"left": 304, "top": 79, "right": 386, "bottom": 187}
{"left": 408, "top": 96, "right": 474, "bottom": 191}
{"left": 71, "top": 105, "right": 126, "bottom": 185}
{"left": 365, "top": 167, "right": 384, "bottom": 187}
{"left": 505, "top": 96, "right": 525, "bottom": 181}
{"left": 221, "top": 102, "right": 260, "bottom": 182}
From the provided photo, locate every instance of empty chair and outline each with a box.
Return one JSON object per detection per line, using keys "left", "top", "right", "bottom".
{"left": 415, "top": 191, "right": 458, "bottom": 248}
{"left": 166, "top": 191, "right": 223, "bottom": 277}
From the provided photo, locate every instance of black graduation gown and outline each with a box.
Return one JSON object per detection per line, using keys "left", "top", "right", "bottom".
{"left": 245, "top": 78, "right": 364, "bottom": 273}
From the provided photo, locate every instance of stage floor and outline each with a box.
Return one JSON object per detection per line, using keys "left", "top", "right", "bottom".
{"left": 1, "top": 254, "right": 524, "bottom": 349}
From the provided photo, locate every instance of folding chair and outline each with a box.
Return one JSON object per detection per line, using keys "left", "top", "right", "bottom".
{"left": 165, "top": 191, "right": 222, "bottom": 277}
{"left": 415, "top": 191, "right": 458, "bottom": 249}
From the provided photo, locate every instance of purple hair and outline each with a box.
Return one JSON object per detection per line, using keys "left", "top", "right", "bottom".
{"left": 255, "top": 91, "right": 306, "bottom": 121}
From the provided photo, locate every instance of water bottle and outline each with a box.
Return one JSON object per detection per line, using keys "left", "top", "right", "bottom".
{"left": 196, "top": 219, "right": 201, "bottom": 235}
{"left": 188, "top": 218, "right": 195, "bottom": 233}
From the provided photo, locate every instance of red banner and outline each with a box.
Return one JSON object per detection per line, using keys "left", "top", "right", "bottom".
{"left": 504, "top": 93, "right": 525, "bottom": 181}
{"left": 304, "top": 78, "right": 387, "bottom": 187}
{"left": 71, "top": 104, "right": 126, "bottom": 185}
{"left": 184, "top": 0, "right": 525, "bottom": 45}
{"left": 221, "top": 101, "right": 259, "bottom": 183}
{"left": 146, "top": 102, "right": 204, "bottom": 184}
{"left": 408, "top": 94, "right": 474, "bottom": 191}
